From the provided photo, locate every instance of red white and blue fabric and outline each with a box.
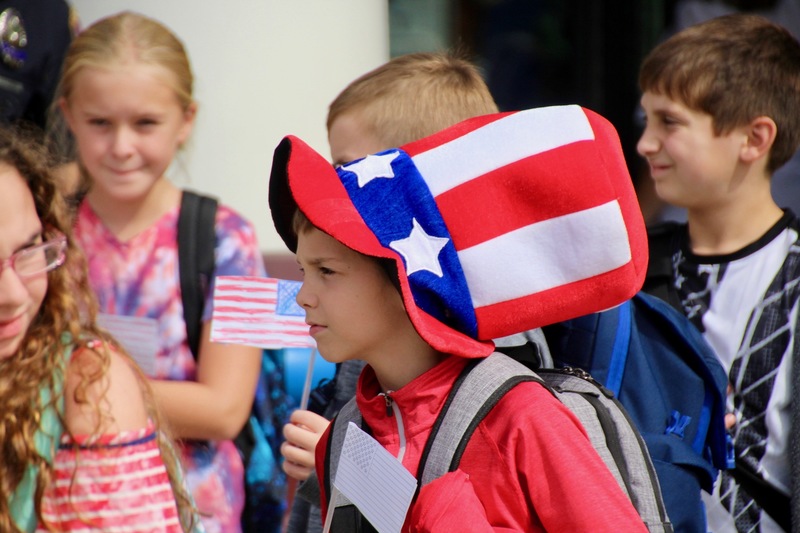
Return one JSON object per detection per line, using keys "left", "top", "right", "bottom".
{"left": 39, "top": 421, "right": 185, "bottom": 532}
{"left": 269, "top": 105, "right": 647, "bottom": 358}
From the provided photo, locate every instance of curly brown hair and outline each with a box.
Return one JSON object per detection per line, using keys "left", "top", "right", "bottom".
{"left": 0, "top": 127, "right": 196, "bottom": 531}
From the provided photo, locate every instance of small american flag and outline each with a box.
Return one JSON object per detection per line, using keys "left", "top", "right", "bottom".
{"left": 210, "top": 276, "right": 315, "bottom": 349}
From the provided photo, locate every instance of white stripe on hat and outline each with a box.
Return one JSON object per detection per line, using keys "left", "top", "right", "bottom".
{"left": 459, "top": 200, "right": 631, "bottom": 307}
{"left": 412, "top": 105, "right": 595, "bottom": 198}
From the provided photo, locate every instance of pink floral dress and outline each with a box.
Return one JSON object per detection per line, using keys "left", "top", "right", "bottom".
{"left": 74, "top": 200, "right": 266, "bottom": 533}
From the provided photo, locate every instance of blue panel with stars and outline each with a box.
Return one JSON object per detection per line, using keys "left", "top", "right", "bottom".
{"left": 337, "top": 149, "right": 478, "bottom": 337}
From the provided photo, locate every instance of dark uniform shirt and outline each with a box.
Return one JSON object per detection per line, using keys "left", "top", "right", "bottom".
{"left": 0, "top": 0, "right": 73, "bottom": 129}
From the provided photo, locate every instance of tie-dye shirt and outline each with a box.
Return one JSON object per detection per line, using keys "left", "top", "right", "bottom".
{"left": 74, "top": 199, "right": 266, "bottom": 533}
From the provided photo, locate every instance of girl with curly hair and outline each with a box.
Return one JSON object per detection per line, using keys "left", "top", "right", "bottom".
{"left": 0, "top": 128, "right": 200, "bottom": 532}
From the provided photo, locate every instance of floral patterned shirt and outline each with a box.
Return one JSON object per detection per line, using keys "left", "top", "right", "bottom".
{"left": 74, "top": 199, "right": 266, "bottom": 533}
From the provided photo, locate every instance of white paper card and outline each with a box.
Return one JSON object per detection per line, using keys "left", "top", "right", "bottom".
{"left": 333, "top": 422, "right": 417, "bottom": 533}
{"left": 97, "top": 313, "right": 159, "bottom": 376}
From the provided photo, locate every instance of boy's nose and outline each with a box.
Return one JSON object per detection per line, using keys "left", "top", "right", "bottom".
{"left": 295, "top": 281, "right": 315, "bottom": 308}
{"left": 636, "top": 129, "right": 657, "bottom": 157}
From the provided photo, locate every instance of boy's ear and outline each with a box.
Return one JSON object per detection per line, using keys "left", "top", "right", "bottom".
{"left": 740, "top": 116, "right": 777, "bottom": 164}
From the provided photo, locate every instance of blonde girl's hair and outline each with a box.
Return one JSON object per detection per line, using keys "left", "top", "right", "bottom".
{"left": 50, "top": 10, "right": 195, "bottom": 210}
{"left": 0, "top": 127, "right": 196, "bottom": 532}
{"left": 327, "top": 51, "right": 499, "bottom": 149}
{"left": 59, "top": 10, "right": 194, "bottom": 111}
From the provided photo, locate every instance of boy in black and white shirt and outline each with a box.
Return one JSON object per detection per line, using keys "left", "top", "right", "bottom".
{"left": 638, "top": 14, "right": 800, "bottom": 532}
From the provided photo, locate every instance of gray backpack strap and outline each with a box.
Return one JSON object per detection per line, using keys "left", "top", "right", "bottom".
{"left": 419, "top": 354, "right": 672, "bottom": 533}
{"left": 322, "top": 358, "right": 528, "bottom": 533}
{"left": 537, "top": 368, "right": 672, "bottom": 533}
{"left": 419, "top": 352, "right": 543, "bottom": 486}
{"left": 326, "top": 397, "right": 360, "bottom": 510}
{"left": 324, "top": 398, "right": 381, "bottom": 532}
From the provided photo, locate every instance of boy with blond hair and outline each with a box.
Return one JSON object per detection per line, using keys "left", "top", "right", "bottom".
{"left": 325, "top": 52, "right": 500, "bottom": 166}
{"left": 326, "top": 51, "right": 500, "bottom": 166}
{"left": 638, "top": 14, "right": 800, "bottom": 532}
{"left": 281, "top": 52, "right": 507, "bottom": 533}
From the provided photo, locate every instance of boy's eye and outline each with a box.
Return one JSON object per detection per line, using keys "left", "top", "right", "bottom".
{"left": 659, "top": 112, "right": 685, "bottom": 127}
{"left": 89, "top": 118, "right": 109, "bottom": 127}
{"left": 319, "top": 267, "right": 335, "bottom": 276}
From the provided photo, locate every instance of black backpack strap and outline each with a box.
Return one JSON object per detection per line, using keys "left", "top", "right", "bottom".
{"left": 793, "top": 343, "right": 800, "bottom": 531}
{"left": 177, "top": 190, "right": 219, "bottom": 360}
{"left": 730, "top": 464, "right": 790, "bottom": 531}
{"left": 643, "top": 222, "right": 684, "bottom": 314}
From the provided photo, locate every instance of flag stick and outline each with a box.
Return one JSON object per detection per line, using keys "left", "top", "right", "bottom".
{"left": 283, "top": 347, "right": 317, "bottom": 528}
{"left": 321, "top": 485, "right": 340, "bottom": 533}
{"left": 299, "top": 348, "right": 317, "bottom": 410}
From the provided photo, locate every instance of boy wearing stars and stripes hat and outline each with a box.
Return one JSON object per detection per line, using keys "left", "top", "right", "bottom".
{"left": 281, "top": 52, "right": 561, "bottom": 533}
{"left": 269, "top": 104, "right": 649, "bottom": 531}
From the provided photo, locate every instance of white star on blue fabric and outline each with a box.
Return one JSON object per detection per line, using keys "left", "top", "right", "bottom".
{"left": 341, "top": 152, "right": 400, "bottom": 187}
{"left": 390, "top": 218, "right": 450, "bottom": 277}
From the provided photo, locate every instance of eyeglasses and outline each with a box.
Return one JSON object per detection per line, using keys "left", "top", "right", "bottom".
{"left": 0, "top": 235, "right": 67, "bottom": 279}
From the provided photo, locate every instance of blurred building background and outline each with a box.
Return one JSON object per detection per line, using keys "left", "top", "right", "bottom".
{"left": 72, "top": 1, "right": 794, "bottom": 252}
{"left": 398, "top": 0, "right": 799, "bottom": 224}
{"left": 390, "top": 0, "right": 672, "bottom": 220}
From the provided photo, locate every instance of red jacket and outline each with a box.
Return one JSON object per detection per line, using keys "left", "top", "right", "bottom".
{"left": 316, "top": 355, "right": 647, "bottom": 532}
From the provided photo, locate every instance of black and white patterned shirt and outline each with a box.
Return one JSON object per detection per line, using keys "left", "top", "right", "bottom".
{"left": 668, "top": 211, "right": 798, "bottom": 533}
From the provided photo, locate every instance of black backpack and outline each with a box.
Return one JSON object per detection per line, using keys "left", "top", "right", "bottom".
{"left": 177, "top": 190, "right": 289, "bottom": 533}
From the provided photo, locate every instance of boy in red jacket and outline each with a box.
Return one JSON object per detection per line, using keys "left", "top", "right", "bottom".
{"left": 269, "top": 105, "right": 650, "bottom": 531}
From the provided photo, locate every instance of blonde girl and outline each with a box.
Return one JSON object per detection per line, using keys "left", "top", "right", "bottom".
{"left": 59, "top": 12, "right": 265, "bottom": 532}
{"left": 0, "top": 127, "right": 198, "bottom": 532}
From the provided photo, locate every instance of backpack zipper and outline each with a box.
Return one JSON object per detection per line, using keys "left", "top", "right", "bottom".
{"left": 554, "top": 366, "right": 615, "bottom": 398}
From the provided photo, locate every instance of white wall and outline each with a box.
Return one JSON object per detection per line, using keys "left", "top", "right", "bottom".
{"left": 70, "top": 0, "right": 390, "bottom": 253}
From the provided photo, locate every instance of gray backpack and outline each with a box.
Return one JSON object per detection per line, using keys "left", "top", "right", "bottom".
{"left": 324, "top": 352, "right": 673, "bottom": 532}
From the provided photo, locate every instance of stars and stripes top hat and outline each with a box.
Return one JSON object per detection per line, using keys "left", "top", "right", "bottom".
{"left": 269, "top": 105, "right": 648, "bottom": 358}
